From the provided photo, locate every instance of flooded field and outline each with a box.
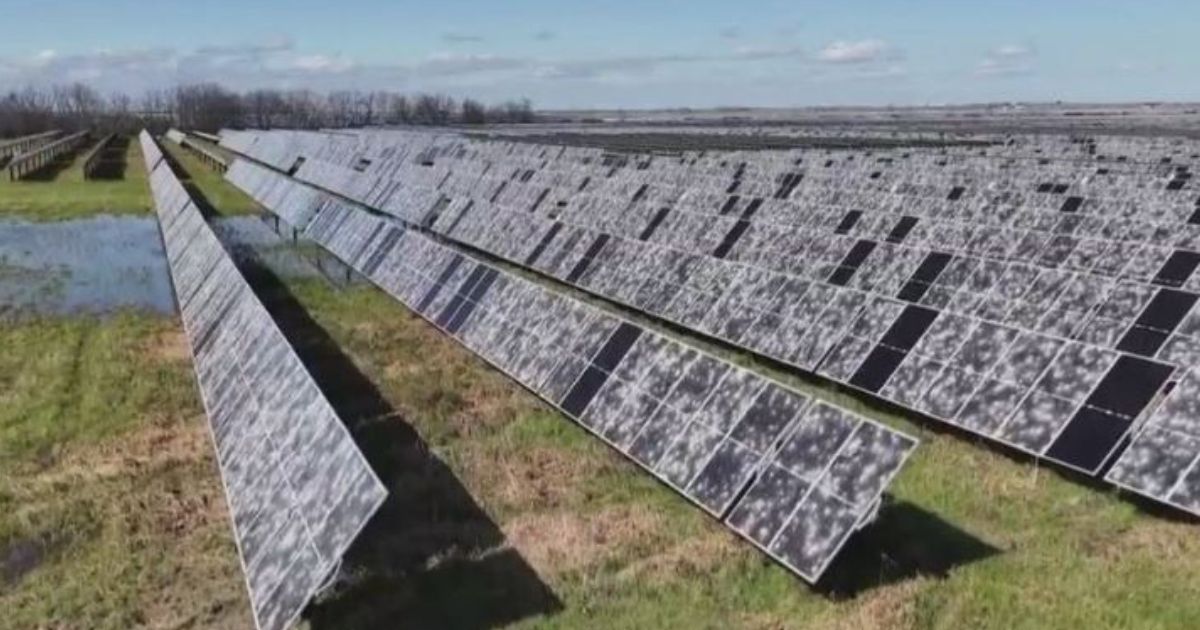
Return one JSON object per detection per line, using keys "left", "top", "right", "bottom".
{"left": 0, "top": 216, "right": 174, "bottom": 315}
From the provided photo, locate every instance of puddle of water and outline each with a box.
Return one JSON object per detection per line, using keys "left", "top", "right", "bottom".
{"left": 212, "top": 216, "right": 361, "bottom": 286}
{"left": 0, "top": 216, "right": 175, "bottom": 316}
{"left": 0, "top": 214, "right": 359, "bottom": 317}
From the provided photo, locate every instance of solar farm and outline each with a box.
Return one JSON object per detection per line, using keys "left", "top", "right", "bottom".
{"left": 4, "top": 112, "right": 1200, "bottom": 629}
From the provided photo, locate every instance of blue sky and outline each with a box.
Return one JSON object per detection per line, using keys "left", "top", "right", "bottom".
{"left": 0, "top": 0, "right": 1196, "bottom": 108}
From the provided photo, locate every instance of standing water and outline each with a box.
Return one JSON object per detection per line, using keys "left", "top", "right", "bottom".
{"left": 0, "top": 215, "right": 175, "bottom": 315}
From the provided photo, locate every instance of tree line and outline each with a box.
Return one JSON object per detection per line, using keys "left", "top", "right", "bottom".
{"left": 0, "top": 82, "right": 536, "bottom": 137}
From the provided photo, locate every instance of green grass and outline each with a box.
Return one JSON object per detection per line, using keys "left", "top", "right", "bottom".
{"left": 274, "top": 277, "right": 1200, "bottom": 630}
{"left": 0, "top": 140, "right": 151, "bottom": 221}
{"left": 0, "top": 312, "right": 250, "bottom": 630}
{"left": 161, "top": 141, "right": 261, "bottom": 216}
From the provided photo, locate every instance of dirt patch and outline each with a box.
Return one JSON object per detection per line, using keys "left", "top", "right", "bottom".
{"left": 142, "top": 328, "right": 191, "bottom": 364}
{"left": 505, "top": 506, "right": 664, "bottom": 577}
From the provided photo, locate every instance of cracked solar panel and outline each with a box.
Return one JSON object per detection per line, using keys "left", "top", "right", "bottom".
{"left": 232, "top": 166, "right": 920, "bottom": 585}
{"left": 143, "top": 133, "right": 387, "bottom": 630}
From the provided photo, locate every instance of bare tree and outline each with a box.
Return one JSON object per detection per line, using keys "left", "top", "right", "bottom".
{"left": 0, "top": 82, "right": 537, "bottom": 139}
{"left": 460, "top": 98, "right": 487, "bottom": 125}
{"left": 174, "top": 83, "right": 242, "bottom": 132}
{"left": 412, "top": 93, "right": 457, "bottom": 125}
{"left": 386, "top": 94, "right": 412, "bottom": 124}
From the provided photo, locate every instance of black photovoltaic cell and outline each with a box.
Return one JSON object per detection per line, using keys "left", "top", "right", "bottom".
{"left": 566, "top": 233, "right": 610, "bottom": 283}
{"left": 718, "top": 195, "right": 740, "bottom": 215}
{"left": 143, "top": 133, "right": 386, "bottom": 630}
{"left": 898, "top": 252, "right": 953, "bottom": 302}
{"left": 849, "top": 346, "right": 907, "bottom": 393}
{"left": 834, "top": 210, "right": 862, "bottom": 234}
{"left": 524, "top": 222, "right": 563, "bottom": 265}
{"left": 829, "top": 239, "right": 877, "bottom": 286}
{"left": 713, "top": 220, "right": 752, "bottom": 259}
{"left": 880, "top": 305, "right": 939, "bottom": 351}
{"left": 1060, "top": 196, "right": 1084, "bottom": 213}
{"left": 1117, "top": 289, "right": 1198, "bottom": 357}
{"left": 887, "top": 216, "right": 919, "bottom": 244}
{"left": 1153, "top": 251, "right": 1200, "bottom": 288}
{"left": 1084, "top": 355, "right": 1174, "bottom": 420}
{"left": 639, "top": 207, "right": 671, "bottom": 241}
{"left": 1045, "top": 406, "right": 1134, "bottom": 473}
{"left": 416, "top": 254, "right": 464, "bottom": 313}
{"left": 226, "top": 161, "right": 920, "bottom": 586}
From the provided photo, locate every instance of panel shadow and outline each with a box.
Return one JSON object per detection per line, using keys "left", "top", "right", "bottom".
{"left": 233, "top": 255, "right": 562, "bottom": 629}
{"left": 89, "top": 135, "right": 130, "bottom": 180}
{"left": 815, "top": 499, "right": 1001, "bottom": 598}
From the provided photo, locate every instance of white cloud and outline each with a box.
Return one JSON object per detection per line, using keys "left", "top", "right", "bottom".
{"left": 817, "top": 39, "right": 890, "bottom": 64}
{"left": 290, "top": 54, "right": 355, "bottom": 73}
{"left": 976, "top": 43, "right": 1037, "bottom": 77}
{"left": 992, "top": 44, "right": 1033, "bottom": 58}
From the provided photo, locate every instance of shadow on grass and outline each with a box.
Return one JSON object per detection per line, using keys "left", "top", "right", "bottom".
{"left": 815, "top": 500, "right": 1000, "bottom": 598}
{"left": 160, "top": 147, "right": 227, "bottom": 220}
{"left": 88, "top": 135, "right": 130, "bottom": 180}
{"left": 19, "top": 148, "right": 83, "bottom": 182}
{"left": 234, "top": 256, "right": 562, "bottom": 630}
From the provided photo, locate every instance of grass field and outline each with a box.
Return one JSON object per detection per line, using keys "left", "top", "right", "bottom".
{"left": 0, "top": 138, "right": 151, "bottom": 221}
{"left": 0, "top": 312, "right": 251, "bottom": 630}
{"left": 160, "top": 140, "right": 261, "bottom": 217}
{"left": 3, "top": 144, "right": 1200, "bottom": 629}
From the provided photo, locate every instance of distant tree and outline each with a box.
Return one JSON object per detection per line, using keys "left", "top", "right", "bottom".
{"left": 460, "top": 98, "right": 487, "bottom": 124}
{"left": 412, "top": 93, "right": 456, "bottom": 125}
{"left": 174, "top": 83, "right": 242, "bottom": 132}
{"left": 386, "top": 94, "right": 412, "bottom": 124}
{"left": 245, "top": 89, "right": 286, "bottom": 128}
{"left": 0, "top": 82, "right": 536, "bottom": 137}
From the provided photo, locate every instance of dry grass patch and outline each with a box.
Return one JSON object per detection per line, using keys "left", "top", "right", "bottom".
{"left": 461, "top": 440, "right": 614, "bottom": 513}
{"left": 616, "top": 525, "right": 747, "bottom": 585}
{"left": 505, "top": 505, "right": 666, "bottom": 578}
{"left": 141, "top": 328, "right": 191, "bottom": 364}
{"left": 1094, "top": 519, "right": 1200, "bottom": 562}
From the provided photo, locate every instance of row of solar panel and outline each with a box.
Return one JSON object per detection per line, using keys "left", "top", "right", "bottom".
{"left": 274, "top": 144, "right": 1200, "bottom": 394}
{"left": 333, "top": 135, "right": 1200, "bottom": 295}
{"left": 226, "top": 160, "right": 920, "bottom": 584}
{"left": 220, "top": 127, "right": 1196, "bottom": 217}
{"left": 252, "top": 128, "right": 1199, "bottom": 236}
{"left": 374, "top": 168, "right": 1178, "bottom": 476}
{"left": 219, "top": 137, "right": 1200, "bottom": 519}
{"left": 140, "top": 132, "right": 387, "bottom": 630}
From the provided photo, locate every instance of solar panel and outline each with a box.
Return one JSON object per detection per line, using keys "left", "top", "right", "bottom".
{"left": 225, "top": 162, "right": 920, "bottom": 584}
{"left": 140, "top": 131, "right": 387, "bottom": 630}
{"left": 218, "top": 128, "right": 1200, "bottom": 517}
